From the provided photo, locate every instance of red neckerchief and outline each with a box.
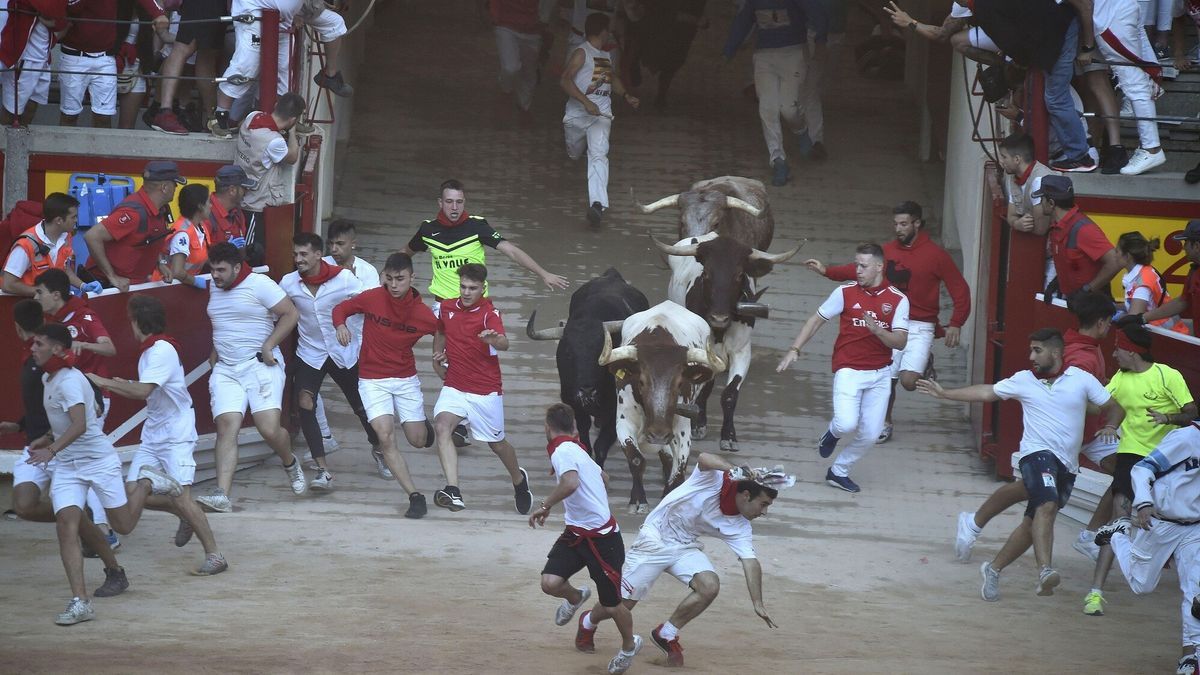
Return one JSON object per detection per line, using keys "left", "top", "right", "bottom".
{"left": 51, "top": 295, "right": 86, "bottom": 322}
{"left": 225, "top": 263, "right": 253, "bottom": 290}
{"left": 547, "top": 435, "right": 579, "bottom": 475}
{"left": 1051, "top": 206, "right": 1083, "bottom": 234}
{"left": 1064, "top": 328, "right": 1099, "bottom": 348}
{"left": 1031, "top": 363, "right": 1065, "bottom": 380}
{"left": 42, "top": 350, "right": 77, "bottom": 375}
{"left": 718, "top": 473, "right": 741, "bottom": 516}
{"left": 246, "top": 112, "right": 279, "bottom": 132}
{"left": 1014, "top": 161, "right": 1035, "bottom": 186}
{"left": 436, "top": 210, "right": 469, "bottom": 227}
{"left": 302, "top": 260, "right": 341, "bottom": 287}
{"left": 140, "top": 334, "right": 182, "bottom": 363}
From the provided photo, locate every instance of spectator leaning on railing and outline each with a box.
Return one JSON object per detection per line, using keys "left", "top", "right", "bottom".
{"left": 3, "top": 193, "right": 98, "bottom": 296}
{"left": 233, "top": 93, "right": 306, "bottom": 267}
{"left": 1033, "top": 175, "right": 1123, "bottom": 298}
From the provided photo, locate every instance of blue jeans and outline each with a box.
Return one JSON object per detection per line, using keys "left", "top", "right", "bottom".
{"left": 1044, "top": 18, "right": 1088, "bottom": 162}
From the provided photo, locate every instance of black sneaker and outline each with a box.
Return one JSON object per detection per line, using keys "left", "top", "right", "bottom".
{"left": 1050, "top": 154, "right": 1097, "bottom": 173}
{"left": 810, "top": 142, "right": 828, "bottom": 161}
{"left": 1185, "top": 160, "right": 1200, "bottom": 185}
{"left": 587, "top": 202, "right": 605, "bottom": 227}
{"left": 1094, "top": 517, "right": 1131, "bottom": 546}
{"left": 1100, "top": 145, "right": 1128, "bottom": 175}
{"left": 817, "top": 430, "right": 839, "bottom": 458}
{"left": 314, "top": 70, "right": 354, "bottom": 97}
{"left": 405, "top": 492, "right": 428, "bottom": 519}
{"left": 452, "top": 424, "right": 470, "bottom": 448}
{"left": 434, "top": 485, "right": 465, "bottom": 512}
{"left": 208, "top": 110, "right": 234, "bottom": 139}
{"left": 93, "top": 566, "right": 129, "bottom": 597}
{"left": 513, "top": 468, "right": 533, "bottom": 515}
{"left": 771, "top": 158, "right": 790, "bottom": 186}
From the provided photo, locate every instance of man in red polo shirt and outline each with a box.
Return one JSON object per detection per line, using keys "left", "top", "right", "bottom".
{"left": 84, "top": 161, "right": 184, "bottom": 292}
{"left": 1128, "top": 219, "right": 1200, "bottom": 332}
{"left": 804, "top": 200, "right": 971, "bottom": 442}
{"left": 1034, "top": 175, "right": 1123, "bottom": 299}
{"left": 207, "top": 166, "right": 252, "bottom": 249}
{"left": 777, "top": 242, "right": 910, "bottom": 493}
{"left": 430, "top": 263, "right": 533, "bottom": 514}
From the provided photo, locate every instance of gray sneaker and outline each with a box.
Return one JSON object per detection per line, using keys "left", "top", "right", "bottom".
{"left": 284, "top": 460, "right": 308, "bottom": 495}
{"left": 311, "top": 469, "right": 334, "bottom": 492}
{"left": 608, "top": 635, "right": 643, "bottom": 674}
{"left": 555, "top": 586, "right": 591, "bottom": 626}
{"left": 55, "top": 597, "right": 95, "bottom": 625}
{"left": 980, "top": 561, "right": 1001, "bottom": 602}
{"left": 196, "top": 489, "right": 233, "bottom": 514}
{"left": 174, "top": 518, "right": 194, "bottom": 547}
{"left": 138, "top": 465, "right": 183, "bottom": 497}
{"left": 1036, "top": 567, "right": 1061, "bottom": 596}
{"left": 191, "top": 553, "right": 229, "bottom": 576}
{"left": 371, "top": 448, "right": 394, "bottom": 480}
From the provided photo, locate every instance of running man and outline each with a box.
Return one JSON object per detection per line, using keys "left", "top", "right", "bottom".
{"left": 281, "top": 232, "right": 382, "bottom": 491}
{"left": 197, "top": 242, "right": 306, "bottom": 512}
{"left": 86, "top": 295, "right": 228, "bottom": 576}
{"left": 332, "top": 252, "right": 439, "bottom": 518}
{"left": 530, "top": 403, "right": 641, "bottom": 675}
{"left": 26, "top": 324, "right": 184, "bottom": 625}
{"left": 324, "top": 219, "right": 380, "bottom": 289}
{"left": 579, "top": 452, "right": 786, "bottom": 667}
{"left": 430, "top": 263, "right": 533, "bottom": 513}
{"left": 561, "top": 12, "right": 639, "bottom": 226}
{"left": 777, "top": 242, "right": 909, "bottom": 493}
{"left": 918, "top": 328, "right": 1125, "bottom": 601}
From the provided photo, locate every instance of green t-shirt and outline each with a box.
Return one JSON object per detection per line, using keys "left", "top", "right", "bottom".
{"left": 1106, "top": 363, "right": 1194, "bottom": 456}
{"left": 407, "top": 215, "right": 504, "bottom": 299}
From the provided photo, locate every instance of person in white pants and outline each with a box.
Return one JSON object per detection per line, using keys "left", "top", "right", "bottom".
{"left": 492, "top": 0, "right": 553, "bottom": 112}
{"left": 1098, "top": 422, "right": 1200, "bottom": 675}
{"left": 777, "top": 242, "right": 910, "bottom": 493}
{"left": 561, "top": 12, "right": 639, "bottom": 227}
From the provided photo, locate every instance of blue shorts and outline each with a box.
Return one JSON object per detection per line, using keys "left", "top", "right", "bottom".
{"left": 1019, "top": 450, "right": 1075, "bottom": 519}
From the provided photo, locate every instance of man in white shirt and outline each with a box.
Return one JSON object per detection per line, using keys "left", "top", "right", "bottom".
{"left": 918, "top": 327, "right": 1125, "bottom": 601}
{"left": 579, "top": 452, "right": 782, "bottom": 668}
{"left": 2, "top": 193, "right": 96, "bottom": 296}
{"left": 281, "top": 232, "right": 382, "bottom": 491}
{"left": 530, "top": 404, "right": 642, "bottom": 675}
{"left": 86, "top": 295, "right": 228, "bottom": 577}
{"left": 323, "top": 219, "right": 380, "bottom": 289}
{"left": 197, "top": 242, "right": 306, "bottom": 513}
{"left": 26, "top": 324, "right": 184, "bottom": 626}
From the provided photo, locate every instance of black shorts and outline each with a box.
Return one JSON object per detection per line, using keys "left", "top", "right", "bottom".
{"left": 176, "top": 0, "right": 227, "bottom": 50}
{"left": 1019, "top": 450, "right": 1076, "bottom": 518}
{"left": 1109, "top": 453, "right": 1144, "bottom": 502}
{"left": 542, "top": 529, "right": 625, "bottom": 607}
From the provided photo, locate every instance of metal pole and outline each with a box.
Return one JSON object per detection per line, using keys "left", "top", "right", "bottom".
{"left": 260, "top": 9, "right": 280, "bottom": 114}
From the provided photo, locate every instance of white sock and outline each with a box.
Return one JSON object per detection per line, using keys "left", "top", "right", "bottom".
{"left": 659, "top": 620, "right": 679, "bottom": 640}
{"left": 582, "top": 612, "right": 598, "bottom": 630}
{"left": 967, "top": 512, "right": 982, "bottom": 534}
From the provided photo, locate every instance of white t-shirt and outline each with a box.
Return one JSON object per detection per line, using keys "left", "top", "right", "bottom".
{"left": 323, "top": 255, "right": 380, "bottom": 289}
{"left": 565, "top": 41, "right": 614, "bottom": 120}
{"left": 44, "top": 368, "right": 113, "bottom": 462}
{"left": 640, "top": 466, "right": 756, "bottom": 559}
{"left": 551, "top": 439, "right": 612, "bottom": 530}
{"left": 993, "top": 366, "right": 1112, "bottom": 472}
{"left": 262, "top": 137, "right": 288, "bottom": 169}
{"left": 138, "top": 340, "right": 198, "bottom": 445}
{"left": 3, "top": 222, "right": 69, "bottom": 279}
{"left": 280, "top": 268, "right": 363, "bottom": 370}
{"left": 207, "top": 273, "right": 288, "bottom": 365}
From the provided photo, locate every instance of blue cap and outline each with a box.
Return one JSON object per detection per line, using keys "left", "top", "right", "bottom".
{"left": 215, "top": 165, "right": 254, "bottom": 188}
{"left": 144, "top": 160, "right": 186, "bottom": 184}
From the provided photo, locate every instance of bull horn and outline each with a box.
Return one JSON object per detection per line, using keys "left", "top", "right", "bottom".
{"left": 598, "top": 329, "right": 639, "bottom": 366}
{"left": 685, "top": 347, "right": 712, "bottom": 369}
{"left": 634, "top": 191, "right": 680, "bottom": 214}
{"left": 525, "top": 310, "right": 565, "bottom": 341}
{"left": 724, "top": 196, "right": 763, "bottom": 217}
{"left": 651, "top": 235, "right": 699, "bottom": 258}
{"left": 675, "top": 403, "right": 701, "bottom": 420}
{"left": 748, "top": 239, "right": 807, "bottom": 265}
{"left": 602, "top": 320, "right": 626, "bottom": 334}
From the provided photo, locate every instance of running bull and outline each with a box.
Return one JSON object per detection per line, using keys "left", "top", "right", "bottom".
{"left": 599, "top": 300, "right": 725, "bottom": 513}
{"left": 636, "top": 176, "right": 803, "bottom": 451}
{"left": 526, "top": 267, "right": 650, "bottom": 467}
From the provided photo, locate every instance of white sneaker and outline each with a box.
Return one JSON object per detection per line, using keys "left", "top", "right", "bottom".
{"left": 322, "top": 435, "right": 339, "bottom": 453}
{"left": 311, "top": 469, "right": 334, "bottom": 492}
{"left": 1073, "top": 529, "right": 1101, "bottom": 562}
{"left": 196, "top": 489, "right": 233, "bottom": 513}
{"left": 555, "top": 586, "right": 591, "bottom": 626}
{"left": 1036, "top": 567, "right": 1061, "bottom": 596}
{"left": 138, "top": 465, "right": 183, "bottom": 497}
{"left": 980, "top": 561, "right": 1001, "bottom": 602}
{"left": 55, "top": 597, "right": 95, "bottom": 625}
{"left": 955, "top": 512, "right": 979, "bottom": 563}
{"left": 284, "top": 460, "right": 308, "bottom": 495}
{"left": 371, "top": 448, "right": 393, "bottom": 480}
{"left": 1120, "top": 148, "right": 1166, "bottom": 176}
{"left": 608, "top": 635, "right": 643, "bottom": 674}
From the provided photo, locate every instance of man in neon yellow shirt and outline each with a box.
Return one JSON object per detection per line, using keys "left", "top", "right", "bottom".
{"left": 1083, "top": 324, "right": 1196, "bottom": 616}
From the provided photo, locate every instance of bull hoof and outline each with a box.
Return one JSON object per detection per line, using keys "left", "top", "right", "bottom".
{"left": 628, "top": 502, "right": 649, "bottom": 515}
{"left": 692, "top": 424, "right": 707, "bottom": 440}
{"left": 720, "top": 439, "right": 739, "bottom": 452}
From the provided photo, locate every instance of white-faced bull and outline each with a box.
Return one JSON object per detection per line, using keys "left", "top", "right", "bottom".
{"left": 636, "top": 176, "right": 803, "bottom": 451}
{"left": 600, "top": 300, "right": 725, "bottom": 513}
{"left": 526, "top": 268, "right": 650, "bottom": 467}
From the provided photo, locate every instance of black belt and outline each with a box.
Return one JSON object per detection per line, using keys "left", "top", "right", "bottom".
{"left": 1160, "top": 516, "right": 1200, "bottom": 526}
{"left": 61, "top": 47, "right": 109, "bottom": 58}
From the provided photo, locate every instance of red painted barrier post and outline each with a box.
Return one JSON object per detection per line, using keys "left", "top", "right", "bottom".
{"left": 260, "top": 9, "right": 280, "bottom": 115}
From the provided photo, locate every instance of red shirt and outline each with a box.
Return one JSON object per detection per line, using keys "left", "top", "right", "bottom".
{"left": 490, "top": 0, "right": 542, "bottom": 33}
{"left": 206, "top": 195, "right": 247, "bottom": 245}
{"left": 93, "top": 188, "right": 173, "bottom": 282}
{"left": 817, "top": 282, "right": 911, "bottom": 372}
{"left": 1047, "top": 207, "right": 1113, "bottom": 296}
{"left": 63, "top": 0, "right": 163, "bottom": 53}
{"left": 48, "top": 296, "right": 110, "bottom": 378}
{"left": 824, "top": 230, "right": 971, "bottom": 326}
{"left": 1063, "top": 328, "right": 1107, "bottom": 442}
{"left": 437, "top": 297, "right": 506, "bottom": 394}
{"left": 1185, "top": 265, "right": 1200, "bottom": 326}
{"left": 331, "top": 287, "right": 437, "bottom": 379}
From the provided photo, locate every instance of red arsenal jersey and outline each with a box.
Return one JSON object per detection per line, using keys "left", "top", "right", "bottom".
{"left": 331, "top": 287, "right": 437, "bottom": 379}
{"left": 48, "top": 296, "right": 111, "bottom": 378}
{"left": 817, "top": 282, "right": 910, "bottom": 372}
{"left": 436, "top": 297, "right": 506, "bottom": 395}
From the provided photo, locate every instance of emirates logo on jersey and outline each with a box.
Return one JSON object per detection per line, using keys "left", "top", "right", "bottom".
{"left": 882, "top": 303, "right": 894, "bottom": 315}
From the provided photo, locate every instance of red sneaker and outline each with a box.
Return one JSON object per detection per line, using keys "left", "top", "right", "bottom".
{"left": 575, "top": 610, "right": 596, "bottom": 653}
{"left": 651, "top": 624, "right": 684, "bottom": 667}
{"left": 151, "top": 109, "right": 189, "bottom": 135}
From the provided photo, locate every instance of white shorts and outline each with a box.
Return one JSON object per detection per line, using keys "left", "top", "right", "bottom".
{"left": 49, "top": 454, "right": 127, "bottom": 514}
{"left": 433, "top": 386, "right": 505, "bottom": 442}
{"left": 209, "top": 358, "right": 286, "bottom": 418}
{"left": 360, "top": 375, "right": 426, "bottom": 424}
{"left": 1081, "top": 436, "right": 1119, "bottom": 464}
{"left": 58, "top": 52, "right": 118, "bottom": 116}
{"left": 2, "top": 24, "right": 53, "bottom": 114}
{"left": 891, "top": 320, "right": 936, "bottom": 377}
{"left": 219, "top": 21, "right": 291, "bottom": 100}
{"left": 127, "top": 441, "right": 197, "bottom": 486}
{"left": 621, "top": 534, "right": 715, "bottom": 601}
{"left": 13, "top": 447, "right": 51, "bottom": 492}
{"left": 308, "top": 8, "right": 348, "bottom": 42}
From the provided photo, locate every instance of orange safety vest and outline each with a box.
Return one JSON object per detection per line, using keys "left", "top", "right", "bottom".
{"left": 8, "top": 224, "right": 74, "bottom": 285}
{"left": 152, "top": 218, "right": 210, "bottom": 281}
{"left": 1126, "top": 264, "right": 1191, "bottom": 335}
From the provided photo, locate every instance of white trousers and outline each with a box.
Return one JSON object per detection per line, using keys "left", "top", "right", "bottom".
{"left": 495, "top": 26, "right": 541, "bottom": 111}
{"left": 799, "top": 42, "right": 825, "bottom": 142}
{"left": 1097, "top": 3, "right": 1161, "bottom": 149}
{"left": 752, "top": 45, "right": 805, "bottom": 164}
{"left": 829, "top": 366, "right": 891, "bottom": 477}
{"left": 564, "top": 113, "right": 611, "bottom": 207}
{"left": 1111, "top": 519, "right": 1200, "bottom": 647}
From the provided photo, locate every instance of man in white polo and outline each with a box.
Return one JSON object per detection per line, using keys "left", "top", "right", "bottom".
{"left": 197, "top": 242, "right": 307, "bottom": 513}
